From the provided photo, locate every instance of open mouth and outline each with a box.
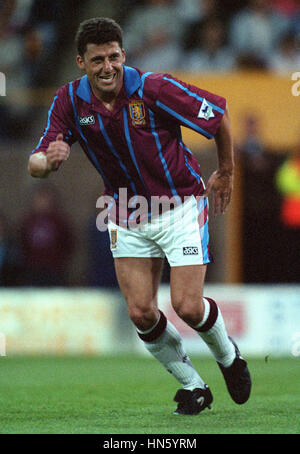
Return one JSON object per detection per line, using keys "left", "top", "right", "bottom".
{"left": 98, "top": 73, "right": 116, "bottom": 83}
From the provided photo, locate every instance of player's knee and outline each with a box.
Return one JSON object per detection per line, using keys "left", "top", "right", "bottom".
{"left": 128, "top": 304, "right": 158, "bottom": 331}
{"left": 172, "top": 297, "right": 204, "bottom": 326}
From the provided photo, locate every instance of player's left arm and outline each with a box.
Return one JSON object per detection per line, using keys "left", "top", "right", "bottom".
{"left": 204, "top": 105, "right": 234, "bottom": 216}
{"left": 144, "top": 74, "right": 234, "bottom": 214}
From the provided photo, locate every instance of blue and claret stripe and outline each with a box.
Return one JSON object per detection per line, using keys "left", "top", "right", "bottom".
{"left": 68, "top": 82, "right": 118, "bottom": 200}
{"left": 156, "top": 76, "right": 225, "bottom": 140}
{"left": 122, "top": 107, "right": 150, "bottom": 195}
{"left": 138, "top": 72, "right": 153, "bottom": 99}
{"left": 148, "top": 108, "right": 179, "bottom": 201}
{"left": 96, "top": 113, "right": 137, "bottom": 195}
{"left": 156, "top": 101, "right": 213, "bottom": 139}
{"left": 31, "top": 95, "right": 58, "bottom": 154}
{"left": 197, "top": 197, "right": 210, "bottom": 263}
{"left": 163, "top": 77, "right": 225, "bottom": 114}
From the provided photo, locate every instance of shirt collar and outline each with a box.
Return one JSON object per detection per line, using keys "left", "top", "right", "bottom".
{"left": 76, "top": 66, "right": 141, "bottom": 104}
{"left": 76, "top": 74, "right": 91, "bottom": 104}
{"left": 123, "top": 66, "right": 141, "bottom": 97}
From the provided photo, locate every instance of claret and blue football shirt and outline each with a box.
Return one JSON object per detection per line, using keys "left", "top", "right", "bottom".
{"left": 32, "top": 66, "right": 226, "bottom": 221}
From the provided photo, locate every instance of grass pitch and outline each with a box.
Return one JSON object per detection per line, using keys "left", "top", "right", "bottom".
{"left": 0, "top": 355, "right": 299, "bottom": 434}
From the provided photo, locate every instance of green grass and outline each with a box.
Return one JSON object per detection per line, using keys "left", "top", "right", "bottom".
{"left": 0, "top": 355, "right": 299, "bottom": 434}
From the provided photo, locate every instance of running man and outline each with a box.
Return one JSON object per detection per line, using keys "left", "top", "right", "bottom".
{"left": 28, "top": 17, "right": 251, "bottom": 415}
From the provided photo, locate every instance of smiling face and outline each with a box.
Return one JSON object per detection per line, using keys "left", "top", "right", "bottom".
{"left": 76, "top": 41, "right": 125, "bottom": 102}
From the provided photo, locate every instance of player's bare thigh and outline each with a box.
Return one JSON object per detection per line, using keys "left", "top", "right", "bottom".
{"left": 170, "top": 264, "right": 207, "bottom": 326}
{"left": 114, "top": 257, "right": 164, "bottom": 330}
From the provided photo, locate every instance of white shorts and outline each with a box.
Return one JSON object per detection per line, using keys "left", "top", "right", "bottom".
{"left": 107, "top": 195, "right": 212, "bottom": 267}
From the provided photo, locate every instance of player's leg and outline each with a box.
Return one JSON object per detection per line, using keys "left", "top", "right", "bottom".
{"left": 114, "top": 256, "right": 162, "bottom": 332}
{"left": 170, "top": 265, "right": 251, "bottom": 404}
{"left": 170, "top": 264, "right": 236, "bottom": 367}
{"left": 158, "top": 196, "right": 251, "bottom": 405}
{"left": 114, "top": 256, "right": 210, "bottom": 412}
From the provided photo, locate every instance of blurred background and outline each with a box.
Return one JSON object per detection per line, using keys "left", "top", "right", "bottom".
{"left": 0, "top": 0, "right": 300, "bottom": 358}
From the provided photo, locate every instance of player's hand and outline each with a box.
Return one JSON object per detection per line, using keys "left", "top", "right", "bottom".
{"left": 203, "top": 170, "right": 233, "bottom": 216}
{"left": 46, "top": 133, "right": 70, "bottom": 171}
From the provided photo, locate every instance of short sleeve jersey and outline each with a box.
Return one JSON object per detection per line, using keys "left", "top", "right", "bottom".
{"left": 32, "top": 66, "right": 226, "bottom": 219}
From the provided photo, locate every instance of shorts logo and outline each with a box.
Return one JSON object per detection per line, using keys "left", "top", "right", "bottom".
{"left": 129, "top": 100, "right": 146, "bottom": 126}
{"left": 79, "top": 115, "right": 95, "bottom": 125}
{"left": 111, "top": 229, "right": 117, "bottom": 249}
{"left": 183, "top": 247, "right": 199, "bottom": 255}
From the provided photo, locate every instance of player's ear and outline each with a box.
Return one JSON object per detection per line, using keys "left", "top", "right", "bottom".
{"left": 76, "top": 55, "right": 85, "bottom": 71}
{"left": 121, "top": 48, "right": 126, "bottom": 64}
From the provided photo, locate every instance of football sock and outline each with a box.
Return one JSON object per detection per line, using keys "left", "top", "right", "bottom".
{"left": 137, "top": 311, "right": 206, "bottom": 390}
{"left": 193, "top": 297, "right": 236, "bottom": 368}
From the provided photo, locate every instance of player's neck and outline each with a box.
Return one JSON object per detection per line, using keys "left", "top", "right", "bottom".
{"left": 92, "top": 86, "right": 122, "bottom": 112}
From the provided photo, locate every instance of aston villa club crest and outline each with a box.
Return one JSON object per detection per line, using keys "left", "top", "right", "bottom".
{"left": 129, "top": 100, "right": 146, "bottom": 126}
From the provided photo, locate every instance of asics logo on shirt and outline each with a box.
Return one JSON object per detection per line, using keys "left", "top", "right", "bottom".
{"left": 79, "top": 115, "right": 95, "bottom": 125}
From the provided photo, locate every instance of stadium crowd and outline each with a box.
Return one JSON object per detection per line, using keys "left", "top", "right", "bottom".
{"left": 0, "top": 0, "right": 81, "bottom": 139}
{"left": 1, "top": 0, "right": 299, "bottom": 140}
{"left": 122, "top": 0, "right": 300, "bottom": 73}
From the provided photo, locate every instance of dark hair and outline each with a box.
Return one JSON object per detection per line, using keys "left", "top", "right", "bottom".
{"left": 75, "top": 17, "right": 123, "bottom": 56}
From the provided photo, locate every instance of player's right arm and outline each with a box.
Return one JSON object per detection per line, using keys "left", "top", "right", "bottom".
{"left": 28, "top": 133, "right": 70, "bottom": 178}
{"left": 28, "top": 87, "right": 75, "bottom": 179}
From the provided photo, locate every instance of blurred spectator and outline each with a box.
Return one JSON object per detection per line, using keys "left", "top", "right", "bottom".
{"left": 274, "top": 142, "right": 300, "bottom": 282}
{"left": 0, "top": 0, "right": 33, "bottom": 139}
{"left": 0, "top": 0, "right": 77, "bottom": 140}
{"left": 123, "top": 0, "right": 182, "bottom": 69}
{"left": 237, "top": 114, "right": 268, "bottom": 173}
{"left": 0, "top": 212, "right": 22, "bottom": 286}
{"left": 271, "top": 0, "right": 300, "bottom": 18}
{"left": 23, "top": 0, "right": 66, "bottom": 86}
{"left": 182, "top": 0, "right": 221, "bottom": 52}
{"left": 19, "top": 184, "right": 74, "bottom": 286}
{"left": 269, "top": 31, "right": 300, "bottom": 74}
{"left": 128, "top": 27, "right": 182, "bottom": 72}
{"left": 175, "top": 0, "right": 205, "bottom": 26}
{"left": 275, "top": 143, "right": 300, "bottom": 229}
{"left": 290, "top": 10, "right": 300, "bottom": 47}
{"left": 182, "top": 18, "right": 236, "bottom": 73}
{"left": 217, "top": 0, "right": 250, "bottom": 25}
{"left": 10, "top": 0, "right": 72, "bottom": 87}
{"left": 239, "top": 115, "right": 283, "bottom": 283}
{"left": 229, "top": 0, "right": 289, "bottom": 69}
